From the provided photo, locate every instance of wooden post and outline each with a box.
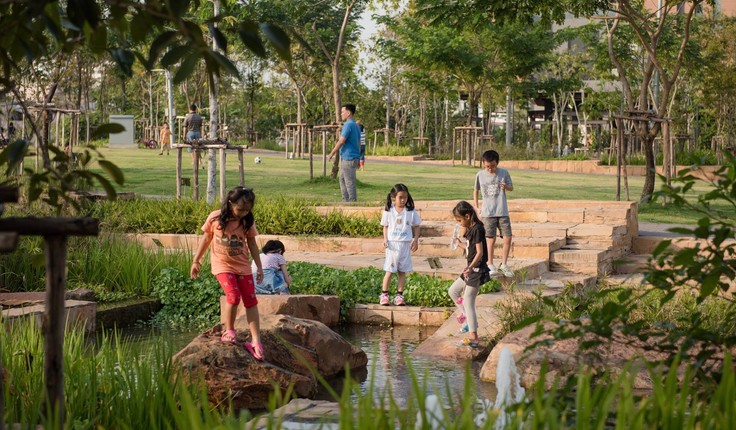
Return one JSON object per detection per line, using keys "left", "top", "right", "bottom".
{"left": 176, "top": 147, "right": 182, "bottom": 199}
{"left": 193, "top": 147, "right": 200, "bottom": 201}
{"left": 322, "top": 132, "right": 327, "bottom": 177}
{"left": 0, "top": 215, "right": 99, "bottom": 430}
{"left": 308, "top": 129, "right": 314, "bottom": 180}
{"left": 238, "top": 148, "right": 245, "bottom": 186}
{"left": 285, "top": 126, "right": 290, "bottom": 159}
{"left": 219, "top": 148, "right": 226, "bottom": 203}
{"left": 44, "top": 234, "right": 67, "bottom": 426}
{"left": 616, "top": 117, "right": 623, "bottom": 201}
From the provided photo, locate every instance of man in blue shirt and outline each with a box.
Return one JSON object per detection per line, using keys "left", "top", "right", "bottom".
{"left": 328, "top": 103, "right": 361, "bottom": 202}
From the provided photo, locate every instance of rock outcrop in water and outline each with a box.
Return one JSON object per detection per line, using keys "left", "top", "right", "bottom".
{"left": 173, "top": 314, "right": 367, "bottom": 410}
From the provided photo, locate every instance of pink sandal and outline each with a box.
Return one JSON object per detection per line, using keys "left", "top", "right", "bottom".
{"left": 221, "top": 329, "right": 237, "bottom": 344}
{"left": 245, "top": 342, "right": 264, "bottom": 361}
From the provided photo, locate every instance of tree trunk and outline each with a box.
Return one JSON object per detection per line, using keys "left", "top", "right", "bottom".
{"left": 385, "top": 65, "right": 392, "bottom": 147}
{"left": 207, "top": 0, "right": 221, "bottom": 204}
{"left": 505, "top": 87, "right": 513, "bottom": 146}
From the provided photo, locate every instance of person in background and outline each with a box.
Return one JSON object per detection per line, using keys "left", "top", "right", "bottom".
{"left": 185, "top": 104, "right": 202, "bottom": 142}
{"left": 159, "top": 122, "right": 172, "bottom": 155}
{"left": 185, "top": 103, "right": 203, "bottom": 163}
{"left": 328, "top": 103, "right": 361, "bottom": 202}
{"left": 253, "top": 239, "right": 292, "bottom": 295}
{"left": 190, "top": 187, "right": 265, "bottom": 361}
{"left": 359, "top": 123, "right": 366, "bottom": 171}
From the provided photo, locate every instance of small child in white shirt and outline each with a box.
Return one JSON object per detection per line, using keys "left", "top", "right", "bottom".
{"left": 252, "top": 240, "right": 292, "bottom": 294}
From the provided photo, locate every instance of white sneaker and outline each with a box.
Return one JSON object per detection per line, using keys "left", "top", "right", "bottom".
{"left": 379, "top": 292, "right": 390, "bottom": 306}
{"left": 499, "top": 263, "right": 514, "bottom": 278}
{"left": 488, "top": 264, "right": 499, "bottom": 277}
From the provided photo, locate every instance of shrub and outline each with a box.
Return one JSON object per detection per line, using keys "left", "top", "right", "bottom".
{"left": 84, "top": 196, "right": 382, "bottom": 237}
{"left": 151, "top": 266, "right": 224, "bottom": 329}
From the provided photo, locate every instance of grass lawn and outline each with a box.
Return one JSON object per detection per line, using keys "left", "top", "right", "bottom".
{"left": 55, "top": 147, "right": 717, "bottom": 225}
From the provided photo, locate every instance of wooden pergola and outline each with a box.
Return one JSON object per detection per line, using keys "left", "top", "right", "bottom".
{"left": 284, "top": 123, "right": 309, "bottom": 159}
{"left": 453, "top": 126, "right": 482, "bottom": 167}
{"left": 310, "top": 125, "right": 341, "bottom": 179}
{"left": 25, "top": 105, "right": 81, "bottom": 171}
{"left": 173, "top": 139, "right": 247, "bottom": 201}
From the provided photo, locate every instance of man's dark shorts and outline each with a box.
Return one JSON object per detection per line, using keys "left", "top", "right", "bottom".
{"left": 482, "top": 216, "right": 512, "bottom": 238}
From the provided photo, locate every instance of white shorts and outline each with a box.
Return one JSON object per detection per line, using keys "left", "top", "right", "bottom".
{"left": 383, "top": 241, "right": 413, "bottom": 273}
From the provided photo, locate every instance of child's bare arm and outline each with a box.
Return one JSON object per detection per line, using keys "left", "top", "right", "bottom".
{"left": 411, "top": 225, "right": 420, "bottom": 252}
{"left": 191, "top": 232, "right": 213, "bottom": 278}
{"left": 280, "top": 263, "right": 292, "bottom": 286}
{"left": 247, "top": 237, "right": 263, "bottom": 283}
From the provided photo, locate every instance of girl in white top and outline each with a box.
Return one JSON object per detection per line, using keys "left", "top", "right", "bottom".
{"left": 380, "top": 184, "right": 421, "bottom": 306}
{"left": 252, "top": 240, "right": 292, "bottom": 294}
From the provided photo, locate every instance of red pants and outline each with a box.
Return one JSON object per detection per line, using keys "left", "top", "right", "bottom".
{"left": 216, "top": 273, "right": 258, "bottom": 308}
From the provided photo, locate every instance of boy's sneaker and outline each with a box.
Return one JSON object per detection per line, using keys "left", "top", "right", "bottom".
{"left": 379, "top": 292, "right": 390, "bottom": 306}
{"left": 393, "top": 293, "right": 406, "bottom": 306}
{"left": 488, "top": 264, "right": 499, "bottom": 277}
{"left": 456, "top": 312, "right": 467, "bottom": 324}
{"left": 499, "top": 263, "right": 514, "bottom": 278}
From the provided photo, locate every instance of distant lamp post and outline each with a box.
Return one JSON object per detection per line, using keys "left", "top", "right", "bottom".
{"left": 152, "top": 68, "right": 175, "bottom": 144}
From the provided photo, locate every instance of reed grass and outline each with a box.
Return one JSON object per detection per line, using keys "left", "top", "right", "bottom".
{"left": 4, "top": 317, "right": 736, "bottom": 429}
{"left": 0, "top": 233, "right": 192, "bottom": 300}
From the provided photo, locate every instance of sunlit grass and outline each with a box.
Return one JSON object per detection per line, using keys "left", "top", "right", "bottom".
{"left": 26, "top": 147, "right": 714, "bottom": 224}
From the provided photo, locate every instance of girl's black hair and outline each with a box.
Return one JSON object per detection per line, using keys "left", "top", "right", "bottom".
{"left": 262, "top": 239, "right": 285, "bottom": 255}
{"left": 218, "top": 187, "right": 256, "bottom": 232}
{"left": 384, "top": 183, "right": 415, "bottom": 211}
{"left": 452, "top": 200, "right": 481, "bottom": 238}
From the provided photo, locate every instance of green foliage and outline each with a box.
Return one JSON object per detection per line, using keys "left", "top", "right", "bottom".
{"left": 1, "top": 318, "right": 247, "bottom": 429}
{"left": 1, "top": 142, "right": 125, "bottom": 213}
{"left": 0, "top": 233, "right": 191, "bottom": 300}
{"left": 288, "top": 262, "right": 499, "bottom": 322}
{"left": 371, "top": 145, "right": 420, "bottom": 157}
{"left": 84, "top": 196, "right": 382, "bottom": 236}
{"left": 151, "top": 267, "right": 224, "bottom": 329}
{"left": 524, "top": 153, "right": 736, "bottom": 384}
{"left": 599, "top": 149, "right": 720, "bottom": 166}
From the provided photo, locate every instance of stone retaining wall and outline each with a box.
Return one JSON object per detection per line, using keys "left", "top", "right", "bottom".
{"left": 370, "top": 155, "right": 722, "bottom": 178}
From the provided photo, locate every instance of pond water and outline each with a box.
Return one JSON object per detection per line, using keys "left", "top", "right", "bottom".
{"left": 114, "top": 323, "right": 497, "bottom": 407}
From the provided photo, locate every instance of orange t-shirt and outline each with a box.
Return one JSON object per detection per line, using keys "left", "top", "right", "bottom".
{"left": 160, "top": 128, "right": 172, "bottom": 144}
{"left": 201, "top": 210, "right": 258, "bottom": 276}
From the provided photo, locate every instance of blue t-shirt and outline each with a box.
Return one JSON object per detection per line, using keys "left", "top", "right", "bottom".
{"left": 339, "top": 118, "right": 361, "bottom": 160}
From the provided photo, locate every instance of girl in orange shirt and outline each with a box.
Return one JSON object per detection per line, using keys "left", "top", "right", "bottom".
{"left": 191, "top": 187, "right": 265, "bottom": 360}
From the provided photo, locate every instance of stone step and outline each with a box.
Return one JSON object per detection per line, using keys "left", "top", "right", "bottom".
{"left": 2, "top": 300, "right": 96, "bottom": 332}
{"left": 512, "top": 222, "right": 574, "bottom": 238}
{"left": 513, "top": 271, "right": 598, "bottom": 291}
{"left": 417, "top": 236, "right": 565, "bottom": 259}
{"left": 605, "top": 273, "right": 646, "bottom": 287}
{"left": 286, "top": 250, "right": 548, "bottom": 282}
{"left": 346, "top": 304, "right": 449, "bottom": 327}
{"left": 549, "top": 248, "right": 614, "bottom": 276}
{"left": 418, "top": 220, "right": 457, "bottom": 238}
{"left": 612, "top": 253, "right": 650, "bottom": 275}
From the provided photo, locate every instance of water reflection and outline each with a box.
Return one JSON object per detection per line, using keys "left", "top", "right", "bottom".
{"left": 319, "top": 325, "right": 497, "bottom": 406}
{"left": 110, "top": 324, "right": 497, "bottom": 407}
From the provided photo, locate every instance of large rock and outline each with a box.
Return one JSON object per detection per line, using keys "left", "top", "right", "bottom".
{"left": 228, "top": 294, "right": 340, "bottom": 327}
{"left": 480, "top": 323, "right": 671, "bottom": 391}
{"left": 173, "top": 314, "right": 366, "bottom": 410}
